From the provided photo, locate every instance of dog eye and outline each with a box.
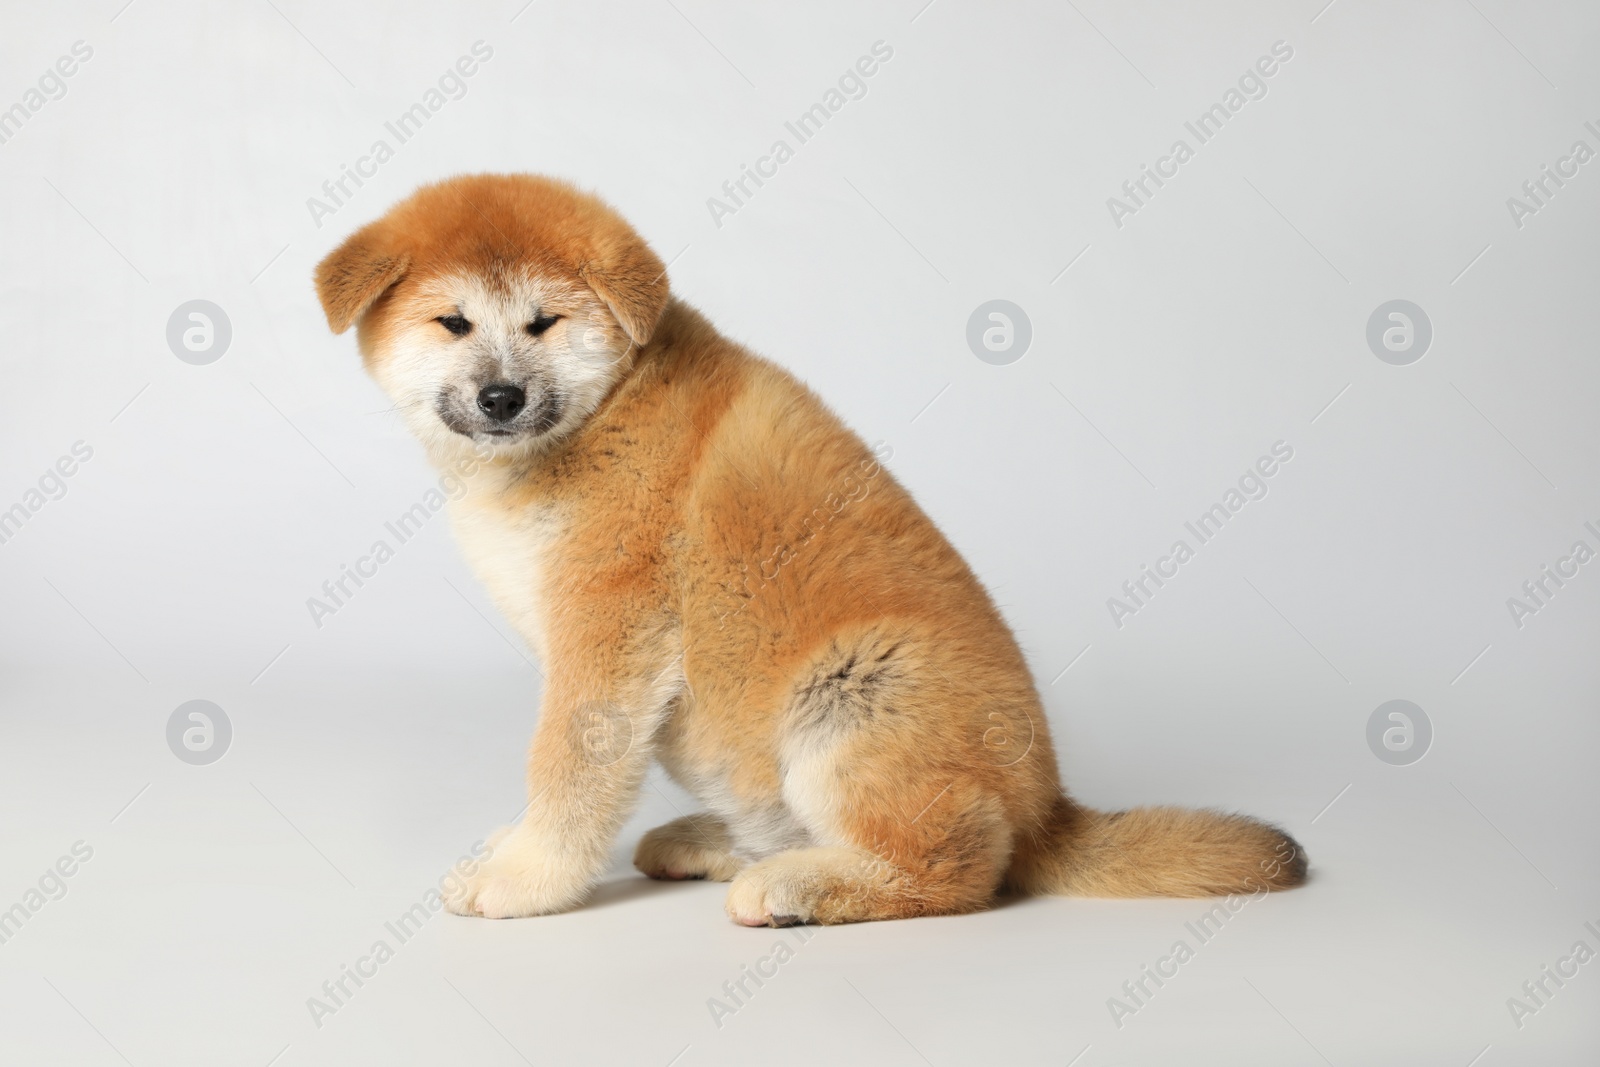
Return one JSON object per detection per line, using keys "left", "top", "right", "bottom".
{"left": 526, "top": 314, "right": 561, "bottom": 337}
{"left": 436, "top": 314, "right": 472, "bottom": 336}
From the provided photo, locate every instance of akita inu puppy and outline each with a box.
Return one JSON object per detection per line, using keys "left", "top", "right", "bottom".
{"left": 315, "top": 174, "right": 1307, "bottom": 925}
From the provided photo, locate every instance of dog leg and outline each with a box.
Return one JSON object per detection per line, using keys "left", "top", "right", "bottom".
{"left": 444, "top": 655, "right": 683, "bottom": 918}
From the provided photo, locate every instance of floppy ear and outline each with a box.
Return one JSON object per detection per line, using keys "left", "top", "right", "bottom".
{"left": 579, "top": 234, "right": 669, "bottom": 347}
{"left": 314, "top": 224, "right": 410, "bottom": 334}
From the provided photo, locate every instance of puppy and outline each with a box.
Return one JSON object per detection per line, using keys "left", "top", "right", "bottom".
{"left": 314, "top": 174, "right": 1307, "bottom": 925}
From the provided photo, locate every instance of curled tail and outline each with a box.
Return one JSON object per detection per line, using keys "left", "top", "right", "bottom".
{"left": 1008, "top": 796, "right": 1308, "bottom": 898}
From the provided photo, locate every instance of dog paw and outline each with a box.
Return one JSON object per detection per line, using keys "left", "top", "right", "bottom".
{"left": 442, "top": 825, "right": 590, "bottom": 919}
{"left": 634, "top": 817, "right": 743, "bottom": 882}
{"left": 725, "top": 860, "right": 815, "bottom": 927}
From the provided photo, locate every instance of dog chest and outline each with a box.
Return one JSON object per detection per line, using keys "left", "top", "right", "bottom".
{"left": 448, "top": 494, "right": 562, "bottom": 662}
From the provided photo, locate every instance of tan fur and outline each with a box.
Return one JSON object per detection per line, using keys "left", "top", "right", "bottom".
{"left": 315, "top": 174, "right": 1308, "bottom": 925}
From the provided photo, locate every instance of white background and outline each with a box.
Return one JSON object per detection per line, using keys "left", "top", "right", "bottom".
{"left": 2, "top": 0, "right": 1597, "bottom": 1063}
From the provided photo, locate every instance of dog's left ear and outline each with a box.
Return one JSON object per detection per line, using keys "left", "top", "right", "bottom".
{"left": 314, "top": 223, "right": 410, "bottom": 334}
{"left": 579, "top": 233, "right": 668, "bottom": 347}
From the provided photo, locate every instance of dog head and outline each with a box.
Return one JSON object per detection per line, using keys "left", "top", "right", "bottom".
{"left": 315, "top": 174, "right": 668, "bottom": 455}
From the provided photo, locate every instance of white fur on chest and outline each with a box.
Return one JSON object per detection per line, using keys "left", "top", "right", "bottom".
{"left": 448, "top": 482, "right": 563, "bottom": 662}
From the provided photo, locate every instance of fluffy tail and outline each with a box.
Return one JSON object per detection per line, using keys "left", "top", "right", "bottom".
{"left": 1008, "top": 796, "right": 1308, "bottom": 898}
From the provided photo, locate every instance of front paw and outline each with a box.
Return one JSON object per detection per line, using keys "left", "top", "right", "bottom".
{"left": 442, "top": 825, "right": 590, "bottom": 919}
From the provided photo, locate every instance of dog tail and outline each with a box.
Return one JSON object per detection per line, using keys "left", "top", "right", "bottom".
{"left": 1007, "top": 796, "right": 1308, "bottom": 898}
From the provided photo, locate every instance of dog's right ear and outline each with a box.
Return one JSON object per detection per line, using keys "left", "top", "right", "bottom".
{"left": 314, "top": 223, "right": 409, "bottom": 334}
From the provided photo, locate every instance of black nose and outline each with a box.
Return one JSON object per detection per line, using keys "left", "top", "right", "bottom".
{"left": 476, "top": 384, "right": 526, "bottom": 422}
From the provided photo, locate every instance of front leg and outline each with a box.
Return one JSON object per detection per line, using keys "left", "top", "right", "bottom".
{"left": 445, "top": 656, "right": 683, "bottom": 918}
